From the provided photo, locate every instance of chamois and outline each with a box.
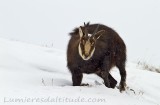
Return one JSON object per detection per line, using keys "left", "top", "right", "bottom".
{"left": 67, "top": 22, "right": 127, "bottom": 92}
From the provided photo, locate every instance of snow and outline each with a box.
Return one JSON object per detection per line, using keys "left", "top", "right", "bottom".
{"left": 0, "top": 38, "right": 160, "bottom": 105}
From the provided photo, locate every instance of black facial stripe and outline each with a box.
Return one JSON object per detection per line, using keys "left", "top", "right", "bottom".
{"left": 80, "top": 43, "right": 85, "bottom": 55}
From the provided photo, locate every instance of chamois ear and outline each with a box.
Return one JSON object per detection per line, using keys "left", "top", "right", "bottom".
{"left": 94, "top": 30, "right": 105, "bottom": 39}
{"left": 79, "top": 27, "right": 84, "bottom": 38}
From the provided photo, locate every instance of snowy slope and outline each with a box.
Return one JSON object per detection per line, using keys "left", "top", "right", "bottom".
{"left": 0, "top": 38, "right": 160, "bottom": 105}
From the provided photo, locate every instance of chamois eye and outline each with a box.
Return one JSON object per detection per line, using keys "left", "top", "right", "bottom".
{"left": 81, "top": 39, "right": 85, "bottom": 44}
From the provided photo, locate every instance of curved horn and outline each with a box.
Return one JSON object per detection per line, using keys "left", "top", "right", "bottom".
{"left": 93, "top": 24, "right": 100, "bottom": 36}
{"left": 91, "top": 24, "right": 100, "bottom": 39}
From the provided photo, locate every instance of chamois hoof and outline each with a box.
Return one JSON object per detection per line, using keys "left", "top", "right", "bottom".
{"left": 104, "top": 80, "right": 117, "bottom": 89}
{"left": 81, "top": 83, "right": 89, "bottom": 86}
{"left": 110, "top": 79, "right": 117, "bottom": 88}
{"left": 104, "top": 81, "right": 111, "bottom": 88}
{"left": 119, "top": 82, "right": 127, "bottom": 92}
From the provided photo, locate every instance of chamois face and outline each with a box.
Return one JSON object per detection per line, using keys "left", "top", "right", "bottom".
{"left": 78, "top": 26, "right": 105, "bottom": 60}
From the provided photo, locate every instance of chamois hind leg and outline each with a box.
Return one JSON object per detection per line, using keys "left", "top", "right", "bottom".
{"left": 96, "top": 69, "right": 117, "bottom": 88}
{"left": 116, "top": 61, "right": 127, "bottom": 92}
{"left": 71, "top": 70, "right": 83, "bottom": 86}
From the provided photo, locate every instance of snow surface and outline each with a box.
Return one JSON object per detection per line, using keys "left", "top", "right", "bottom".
{"left": 0, "top": 38, "right": 160, "bottom": 105}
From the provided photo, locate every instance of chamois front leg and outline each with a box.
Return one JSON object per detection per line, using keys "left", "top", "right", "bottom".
{"left": 71, "top": 68, "right": 83, "bottom": 86}
{"left": 101, "top": 56, "right": 112, "bottom": 88}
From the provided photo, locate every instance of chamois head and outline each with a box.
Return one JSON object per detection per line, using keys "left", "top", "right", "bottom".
{"left": 78, "top": 23, "right": 105, "bottom": 60}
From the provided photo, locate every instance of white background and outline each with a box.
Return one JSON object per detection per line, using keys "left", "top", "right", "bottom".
{"left": 0, "top": 0, "right": 160, "bottom": 66}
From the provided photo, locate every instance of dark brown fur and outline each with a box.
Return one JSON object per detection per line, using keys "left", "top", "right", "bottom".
{"left": 67, "top": 23, "right": 127, "bottom": 92}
